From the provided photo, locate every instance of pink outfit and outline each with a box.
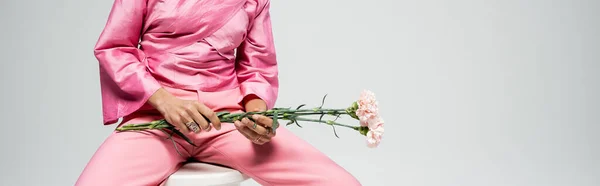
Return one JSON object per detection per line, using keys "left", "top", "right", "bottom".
{"left": 77, "top": 0, "right": 360, "bottom": 185}
{"left": 95, "top": 0, "right": 277, "bottom": 125}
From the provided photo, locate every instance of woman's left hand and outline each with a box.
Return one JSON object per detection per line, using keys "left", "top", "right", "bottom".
{"left": 234, "top": 97, "right": 276, "bottom": 145}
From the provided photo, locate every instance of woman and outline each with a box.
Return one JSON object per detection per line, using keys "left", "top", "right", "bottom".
{"left": 75, "top": 0, "right": 361, "bottom": 185}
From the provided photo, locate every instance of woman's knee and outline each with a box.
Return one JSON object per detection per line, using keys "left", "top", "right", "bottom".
{"left": 75, "top": 131, "right": 187, "bottom": 186}
{"left": 269, "top": 130, "right": 361, "bottom": 185}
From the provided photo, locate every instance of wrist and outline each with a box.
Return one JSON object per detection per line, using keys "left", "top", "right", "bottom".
{"left": 243, "top": 94, "right": 267, "bottom": 112}
{"left": 148, "top": 88, "right": 173, "bottom": 110}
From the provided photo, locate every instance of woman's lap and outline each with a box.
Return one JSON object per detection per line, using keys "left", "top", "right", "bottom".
{"left": 75, "top": 129, "right": 189, "bottom": 185}
{"left": 76, "top": 116, "right": 360, "bottom": 186}
{"left": 197, "top": 126, "right": 360, "bottom": 185}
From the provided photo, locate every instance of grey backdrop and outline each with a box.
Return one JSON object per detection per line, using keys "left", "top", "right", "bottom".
{"left": 1, "top": 0, "right": 598, "bottom": 185}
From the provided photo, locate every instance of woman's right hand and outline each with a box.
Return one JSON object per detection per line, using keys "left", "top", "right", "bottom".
{"left": 147, "top": 88, "right": 222, "bottom": 134}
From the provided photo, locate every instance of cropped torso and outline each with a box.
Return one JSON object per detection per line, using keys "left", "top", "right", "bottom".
{"left": 139, "top": 1, "right": 252, "bottom": 92}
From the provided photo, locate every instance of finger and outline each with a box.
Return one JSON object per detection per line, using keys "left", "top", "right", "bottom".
{"left": 184, "top": 120, "right": 201, "bottom": 133}
{"left": 256, "top": 129, "right": 272, "bottom": 143}
{"left": 247, "top": 117, "right": 274, "bottom": 139}
{"left": 264, "top": 128, "right": 276, "bottom": 138}
{"left": 237, "top": 120, "right": 272, "bottom": 143}
{"left": 196, "top": 103, "right": 222, "bottom": 130}
{"left": 253, "top": 135, "right": 269, "bottom": 145}
{"left": 251, "top": 115, "right": 273, "bottom": 128}
{"left": 258, "top": 136, "right": 270, "bottom": 144}
{"left": 235, "top": 122, "right": 261, "bottom": 145}
{"left": 241, "top": 117, "right": 269, "bottom": 136}
{"left": 254, "top": 115, "right": 277, "bottom": 136}
{"left": 234, "top": 121, "right": 253, "bottom": 138}
{"left": 235, "top": 120, "right": 261, "bottom": 142}
{"left": 169, "top": 114, "right": 190, "bottom": 134}
{"left": 179, "top": 111, "right": 201, "bottom": 133}
{"left": 186, "top": 105, "right": 209, "bottom": 132}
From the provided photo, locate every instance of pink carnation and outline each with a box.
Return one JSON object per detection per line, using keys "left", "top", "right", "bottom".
{"left": 367, "top": 116, "right": 384, "bottom": 130}
{"left": 356, "top": 90, "right": 379, "bottom": 126}
{"left": 366, "top": 118, "right": 384, "bottom": 148}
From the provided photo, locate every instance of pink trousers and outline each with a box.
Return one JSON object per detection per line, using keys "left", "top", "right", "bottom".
{"left": 75, "top": 88, "right": 361, "bottom": 186}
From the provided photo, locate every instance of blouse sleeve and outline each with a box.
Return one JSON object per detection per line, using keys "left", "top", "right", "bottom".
{"left": 94, "top": 0, "right": 162, "bottom": 124}
{"left": 235, "top": 0, "right": 279, "bottom": 109}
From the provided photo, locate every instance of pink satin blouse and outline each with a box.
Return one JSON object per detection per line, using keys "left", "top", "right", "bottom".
{"left": 94, "top": 0, "right": 278, "bottom": 124}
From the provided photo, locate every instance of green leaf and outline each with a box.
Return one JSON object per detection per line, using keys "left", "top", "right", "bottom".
{"left": 161, "top": 129, "right": 185, "bottom": 157}
{"left": 158, "top": 128, "right": 171, "bottom": 138}
{"left": 217, "top": 111, "right": 230, "bottom": 117}
{"left": 171, "top": 129, "right": 197, "bottom": 147}
{"left": 331, "top": 125, "right": 340, "bottom": 138}
{"left": 247, "top": 115, "right": 256, "bottom": 123}
{"left": 272, "top": 111, "right": 279, "bottom": 133}
{"left": 294, "top": 120, "right": 303, "bottom": 128}
{"left": 319, "top": 94, "right": 328, "bottom": 108}
{"left": 296, "top": 104, "right": 306, "bottom": 110}
{"left": 333, "top": 114, "right": 342, "bottom": 121}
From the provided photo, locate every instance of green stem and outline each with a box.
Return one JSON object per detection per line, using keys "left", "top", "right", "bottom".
{"left": 114, "top": 108, "right": 364, "bottom": 147}
{"left": 244, "top": 109, "right": 349, "bottom": 119}
{"left": 117, "top": 108, "right": 353, "bottom": 131}
{"left": 293, "top": 117, "right": 358, "bottom": 130}
{"left": 116, "top": 125, "right": 171, "bottom": 131}
{"left": 248, "top": 108, "right": 348, "bottom": 115}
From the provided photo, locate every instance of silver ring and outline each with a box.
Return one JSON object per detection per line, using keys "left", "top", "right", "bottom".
{"left": 186, "top": 121, "right": 200, "bottom": 132}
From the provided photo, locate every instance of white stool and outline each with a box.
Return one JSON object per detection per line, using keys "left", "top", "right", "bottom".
{"left": 164, "top": 162, "right": 250, "bottom": 186}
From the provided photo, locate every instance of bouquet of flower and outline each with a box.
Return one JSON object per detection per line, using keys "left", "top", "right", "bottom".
{"left": 116, "top": 90, "right": 385, "bottom": 148}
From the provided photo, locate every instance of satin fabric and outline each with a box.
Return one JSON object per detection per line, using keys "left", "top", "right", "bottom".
{"left": 82, "top": 1, "right": 362, "bottom": 185}
{"left": 76, "top": 87, "right": 361, "bottom": 186}
{"left": 94, "top": 0, "right": 278, "bottom": 125}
